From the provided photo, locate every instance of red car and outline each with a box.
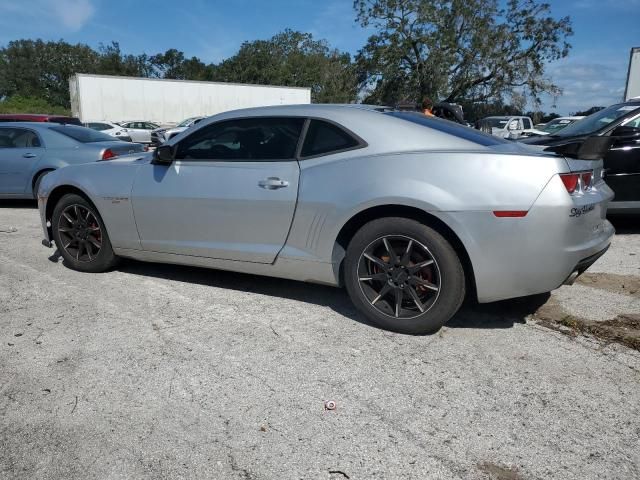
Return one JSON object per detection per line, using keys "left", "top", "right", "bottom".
{"left": 0, "top": 114, "right": 81, "bottom": 125}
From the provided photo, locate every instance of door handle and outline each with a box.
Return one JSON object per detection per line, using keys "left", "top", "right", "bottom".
{"left": 23, "top": 153, "right": 37, "bottom": 158}
{"left": 258, "top": 177, "right": 289, "bottom": 190}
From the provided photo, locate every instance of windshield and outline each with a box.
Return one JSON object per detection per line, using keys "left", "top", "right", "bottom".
{"left": 177, "top": 117, "right": 197, "bottom": 127}
{"left": 387, "top": 111, "right": 508, "bottom": 146}
{"left": 482, "top": 117, "right": 510, "bottom": 129}
{"left": 541, "top": 118, "right": 577, "bottom": 134}
{"left": 50, "top": 125, "right": 117, "bottom": 143}
{"left": 553, "top": 104, "right": 640, "bottom": 137}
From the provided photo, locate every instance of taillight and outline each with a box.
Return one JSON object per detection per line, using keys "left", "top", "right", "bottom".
{"left": 560, "top": 173, "right": 580, "bottom": 194}
{"left": 101, "top": 149, "right": 117, "bottom": 160}
{"left": 560, "top": 170, "right": 594, "bottom": 195}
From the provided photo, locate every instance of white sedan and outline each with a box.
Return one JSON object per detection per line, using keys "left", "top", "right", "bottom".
{"left": 84, "top": 121, "right": 132, "bottom": 142}
{"left": 117, "top": 121, "right": 160, "bottom": 144}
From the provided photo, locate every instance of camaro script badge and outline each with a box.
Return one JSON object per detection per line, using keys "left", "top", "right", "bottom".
{"left": 570, "top": 204, "right": 595, "bottom": 217}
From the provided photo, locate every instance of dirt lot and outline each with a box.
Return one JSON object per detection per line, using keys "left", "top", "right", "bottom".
{"left": 1, "top": 201, "right": 639, "bottom": 480}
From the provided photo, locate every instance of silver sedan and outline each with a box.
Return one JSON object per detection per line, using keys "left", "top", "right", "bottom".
{"left": 37, "top": 105, "right": 615, "bottom": 334}
{"left": 0, "top": 123, "right": 145, "bottom": 199}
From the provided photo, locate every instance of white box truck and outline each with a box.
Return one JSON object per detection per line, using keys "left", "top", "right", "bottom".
{"left": 624, "top": 47, "right": 640, "bottom": 101}
{"left": 69, "top": 74, "right": 312, "bottom": 124}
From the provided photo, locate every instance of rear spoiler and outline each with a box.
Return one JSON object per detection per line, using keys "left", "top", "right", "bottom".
{"left": 543, "top": 136, "right": 613, "bottom": 160}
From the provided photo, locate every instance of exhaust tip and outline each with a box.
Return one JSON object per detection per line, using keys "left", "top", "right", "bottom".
{"left": 563, "top": 271, "right": 580, "bottom": 286}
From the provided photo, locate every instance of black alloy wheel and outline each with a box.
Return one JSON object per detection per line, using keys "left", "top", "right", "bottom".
{"left": 51, "top": 194, "right": 118, "bottom": 272}
{"left": 344, "top": 217, "right": 465, "bottom": 334}
{"left": 57, "top": 204, "right": 103, "bottom": 262}
{"left": 357, "top": 235, "right": 441, "bottom": 319}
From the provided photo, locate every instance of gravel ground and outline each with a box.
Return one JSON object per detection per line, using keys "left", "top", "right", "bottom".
{"left": 1, "top": 202, "right": 639, "bottom": 480}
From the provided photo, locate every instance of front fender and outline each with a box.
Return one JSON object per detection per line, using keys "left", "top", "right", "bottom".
{"left": 38, "top": 161, "right": 144, "bottom": 250}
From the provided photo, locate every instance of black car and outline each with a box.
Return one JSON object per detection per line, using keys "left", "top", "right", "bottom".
{"left": 520, "top": 100, "right": 640, "bottom": 213}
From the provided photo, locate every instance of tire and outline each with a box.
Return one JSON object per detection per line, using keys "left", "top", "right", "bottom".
{"left": 32, "top": 170, "right": 52, "bottom": 198}
{"left": 344, "top": 217, "right": 465, "bottom": 334}
{"left": 51, "top": 193, "right": 119, "bottom": 272}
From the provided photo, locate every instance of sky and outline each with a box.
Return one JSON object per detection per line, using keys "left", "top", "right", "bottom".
{"left": 0, "top": 0, "right": 638, "bottom": 114}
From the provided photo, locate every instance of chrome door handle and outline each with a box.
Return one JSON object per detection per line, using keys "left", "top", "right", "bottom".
{"left": 23, "top": 153, "right": 37, "bottom": 158}
{"left": 258, "top": 177, "right": 289, "bottom": 190}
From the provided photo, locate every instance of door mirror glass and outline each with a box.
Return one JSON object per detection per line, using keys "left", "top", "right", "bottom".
{"left": 508, "top": 120, "right": 519, "bottom": 130}
{"left": 154, "top": 145, "right": 174, "bottom": 164}
{"left": 611, "top": 125, "right": 640, "bottom": 138}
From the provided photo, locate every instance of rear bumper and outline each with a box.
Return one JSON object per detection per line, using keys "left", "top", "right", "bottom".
{"left": 562, "top": 245, "right": 609, "bottom": 285}
{"left": 444, "top": 176, "right": 615, "bottom": 303}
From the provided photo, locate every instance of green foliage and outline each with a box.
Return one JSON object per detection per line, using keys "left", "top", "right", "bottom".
{"left": 212, "top": 30, "right": 358, "bottom": 103}
{"left": 354, "top": 0, "right": 572, "bottom": 107}
{"left": 0, "top": 32, "right": 358, "bottom": 109}
{"left": 0, "top": 1, "right": 573, "bottom": 114}
{"left": 0, "top": 95, "right": 71, "bottom": 115}
{"left": 0, "top": 39, "right": 100, "bottom": 108}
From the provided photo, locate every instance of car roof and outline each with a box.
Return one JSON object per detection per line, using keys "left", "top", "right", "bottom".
{"left": 200, "top": 103, "right": 391, "bottom": 117}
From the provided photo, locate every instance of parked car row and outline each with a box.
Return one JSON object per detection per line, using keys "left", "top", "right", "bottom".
{"left": 1, "top": 101, "right": 636, "bottom": 333}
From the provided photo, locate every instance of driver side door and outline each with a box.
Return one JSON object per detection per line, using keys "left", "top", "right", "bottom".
{"left": 130, "top": 116, "right": 305, "bottom": 263}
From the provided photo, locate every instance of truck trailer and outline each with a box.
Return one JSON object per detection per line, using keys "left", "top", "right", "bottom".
{"left": 69, "top": 74, "right": 312, "bottom": 124}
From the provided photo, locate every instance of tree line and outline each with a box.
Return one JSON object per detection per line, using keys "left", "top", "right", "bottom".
{"left": 0, "top": 0, "right": 572, "bottom": 121}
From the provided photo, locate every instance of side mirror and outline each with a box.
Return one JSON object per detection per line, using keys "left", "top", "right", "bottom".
{"left": 153, "top": 145, "right": 175, "bottom": 165}
{"left": 611, "top": 125, "right": 640, "bottom": 138}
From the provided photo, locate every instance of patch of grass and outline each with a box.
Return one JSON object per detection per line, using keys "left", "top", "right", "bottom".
{"left": 535, "top": 302, "right": 640, "bottom": 351}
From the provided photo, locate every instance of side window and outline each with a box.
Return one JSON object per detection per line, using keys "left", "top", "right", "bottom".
{"left": 623, "top": 115, "right": 640, "bottom": 128}
{"left": 175, "top": 117, "right": 305, "bottom": 161}
{"left": 523, "top": 118, "right": 532, "bottom": 129}
{"left": 0, "top": 128, "right": 41, "bottom": 148}
{"left": 300, "top": 120, "right": 361, "bottom": 158}
{"left": 0, "top": 129, "right": 16, "bottom": 148}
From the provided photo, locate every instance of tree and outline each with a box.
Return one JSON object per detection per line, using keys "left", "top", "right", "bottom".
{"left": 0, "top": 39, "right": 100, "bottom": 108}
{"left": 97, "top": 42, "right": 154, "bottom": 77}
{"left": 149, "top": 49, "right": 213, "bottom": 80}
{"left": 212, "top": 30, "right": 358, "bottom": 103}
{"left": 354, "top": 0, "right": 572, "bottom": 107}
{"left": 0, "top": 95, "right": 70, "bottom": 115}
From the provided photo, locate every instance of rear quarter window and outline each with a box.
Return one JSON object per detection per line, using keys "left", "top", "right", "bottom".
{"left": 300, "top": 120, "right": 363, "bottom": 158}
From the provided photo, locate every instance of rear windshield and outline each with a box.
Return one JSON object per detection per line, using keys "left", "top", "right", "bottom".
{"left": 386, "top": 111, "right": 508, "bottom": 146}
{"left": 48, "top": 117, "right": 82, "bottom": 125}
{"left": 50, "top": 125, "right": 116, "bottom": 143}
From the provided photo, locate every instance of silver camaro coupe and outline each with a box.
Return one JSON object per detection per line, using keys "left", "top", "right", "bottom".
{"left": 37, "top": 105, "right": 615, "bottom": 334}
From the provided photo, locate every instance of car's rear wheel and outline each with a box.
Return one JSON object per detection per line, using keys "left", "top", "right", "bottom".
{"left": 51, "top": 194, "right": 118, "bottom": 272}
{"left": 344, "top": 217, "right": 465, "bottom": 334}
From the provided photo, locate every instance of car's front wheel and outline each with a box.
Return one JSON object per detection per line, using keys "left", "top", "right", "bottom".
{"left": 51, "top": 194, "right": 119, "bottom": 272}
{"left": 344, "top": 217, "right": 465, "bottom": 334}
